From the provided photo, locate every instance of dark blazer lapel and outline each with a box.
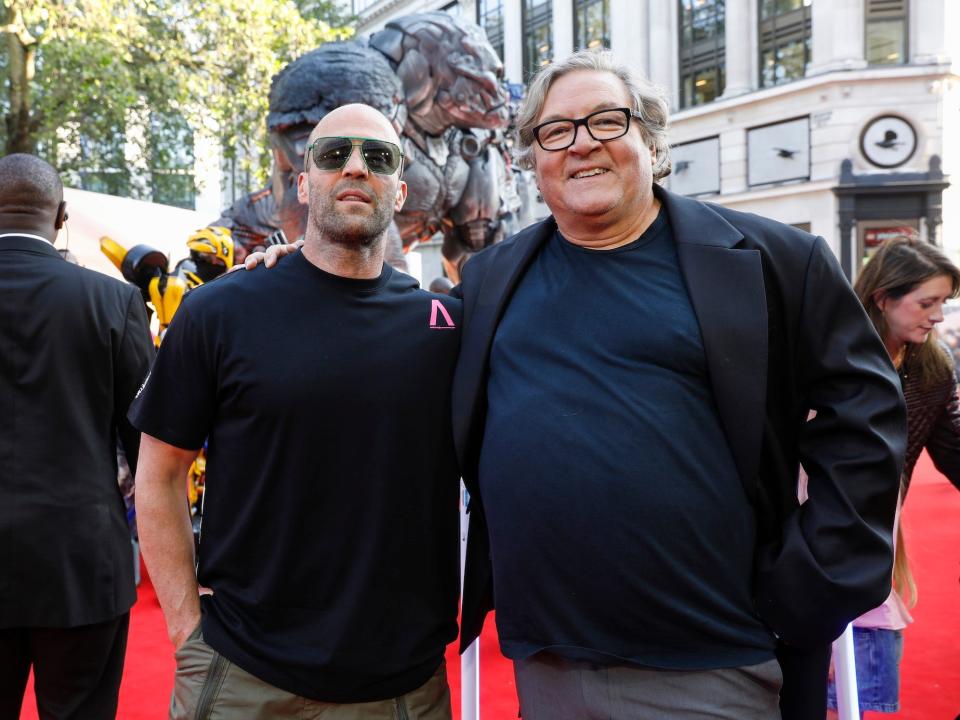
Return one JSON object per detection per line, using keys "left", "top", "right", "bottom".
{"left": 453, "top": 218, "right": 555, "bottom": 477}
{"left": 660, "top": 188, "right": 769, "bottom": 500}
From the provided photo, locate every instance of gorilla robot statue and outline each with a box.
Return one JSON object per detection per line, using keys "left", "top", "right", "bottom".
{"left": 213, "top": 12, "right": 526, "bottom": 283}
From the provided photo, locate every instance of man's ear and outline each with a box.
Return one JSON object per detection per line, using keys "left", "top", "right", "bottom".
{"left": 55, "top": 201, "right": 67, "bottom": 230}
{"left": 394, "top": 179, "right": 407, "bottom": 212}
{"left": 297, "top": 172, "right": 310, "bottom": 206}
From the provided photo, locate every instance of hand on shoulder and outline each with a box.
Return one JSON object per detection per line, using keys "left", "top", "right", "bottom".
{"left": 228, "top": 240, "right": 304, "bottom": 272}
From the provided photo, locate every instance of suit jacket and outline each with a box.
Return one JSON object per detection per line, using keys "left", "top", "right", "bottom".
{"left": 452, "top": 185, "right": 906, "bottom": 655}
{"left": 0, "top": 234, "right": 153, "bottom": 628}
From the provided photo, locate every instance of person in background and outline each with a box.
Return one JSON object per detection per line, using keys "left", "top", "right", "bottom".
{"left": 0, "top": 153, "right": 153, "bottom": 719}
{"left": 827, "top": 236, "right": 960, "bottom": 718}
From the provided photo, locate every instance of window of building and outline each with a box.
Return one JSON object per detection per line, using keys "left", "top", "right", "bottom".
{"left": 678, "top": 0, "right": 726, "bottom": 109}
{"left": 523, "top": 0, "right": 553, "bottom": 80}
{"left": 865, "top": 0, "right": 907, "bottom": 65}
{"left": 149, "top": 113, "right": 195, "bottom": 210}
{"left": 574, "top": 0, "right": 610, "bottom": 51}
{"left": 758, "top": 0, "right": 812, "bottom": 88}
{"left": 78, "top": 134, "right": 130, "bottom": 197}
{"left": 477, "top": 0, "right": 505, "bottom": 61}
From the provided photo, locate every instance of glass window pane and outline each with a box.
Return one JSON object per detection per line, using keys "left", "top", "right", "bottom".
{"left": 777, "top": 39, "right": 805, "bottom": 82}
{"left": 524, "top": 0, "right": 553, "bottom": 77}
{"left": 678, "top": 0, "right": 725, "bottom": 108}
{"left": 692, "top": 3, "right": 714, "bottom": 40}
{"left": 866, "top": 19, "right": 905, "bottom": 65}
{"left": 152, "top": 172, "right": 196, "bottom": 209}
{"left": 761, "top": 49, "right": 776, "bottom": 86}
{"left": 80, "top": 170, "right": 130, "bottom": 197}
{"left": 478, "top": 0, "right": 505, "bottom": 59}
{"left": 693, "top": 68, "right": 719, "bottom": 104}
{"left": 584, "top": 1, "right": 608, "bottom": 49}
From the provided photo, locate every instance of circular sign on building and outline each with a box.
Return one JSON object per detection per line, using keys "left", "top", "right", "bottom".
{"left": 860, "top": 115, "right": 917, "bottom": 169}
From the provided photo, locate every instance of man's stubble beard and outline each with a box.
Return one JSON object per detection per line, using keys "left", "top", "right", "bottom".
{"left": 310, "top": 182, "right": 395, "bottom": 248}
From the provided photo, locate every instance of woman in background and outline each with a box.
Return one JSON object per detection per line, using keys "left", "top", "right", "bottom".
{"left": 827, "top": 236, "right": 960, "bottom": 718}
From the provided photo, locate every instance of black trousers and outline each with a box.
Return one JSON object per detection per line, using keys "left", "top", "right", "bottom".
{"left": 777, "top": 641, "right": 832, "bottom": 720}
{"left": 0, "top": 613, "right": 129, "bottom": 720}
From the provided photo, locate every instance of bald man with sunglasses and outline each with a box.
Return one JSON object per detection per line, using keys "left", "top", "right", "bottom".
{"left": 131, "top": 104, "right": 462, "bottom": 719}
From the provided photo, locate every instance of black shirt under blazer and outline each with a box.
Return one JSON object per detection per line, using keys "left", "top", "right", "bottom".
{"left": 451, "top": 186, "right": 906, "bottom": 655}
{"left": 0, "top": 234, "right": 153, "bottom": 628}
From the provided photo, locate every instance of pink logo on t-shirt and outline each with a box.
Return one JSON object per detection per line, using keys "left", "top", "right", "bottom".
{"left": 429, "top": 299, "right": 456, "bottom": 329}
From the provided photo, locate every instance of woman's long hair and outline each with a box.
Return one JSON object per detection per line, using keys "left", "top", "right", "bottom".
{"left": 854, "top": 236, "right": 960, "bottom": 608}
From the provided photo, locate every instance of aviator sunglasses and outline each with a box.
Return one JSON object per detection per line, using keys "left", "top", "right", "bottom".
{"left": 306, "top": 136, "right": 404, "bottom": 176}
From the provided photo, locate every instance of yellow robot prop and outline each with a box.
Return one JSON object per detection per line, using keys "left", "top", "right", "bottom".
{"left": 101, "top": 228, "right": 235, "bottom": 548}
{"left": 180, "top": 226, "right": 236, "bottom": 287}
{"left": 99, "top": 236, "right": 188, "bottom": 346}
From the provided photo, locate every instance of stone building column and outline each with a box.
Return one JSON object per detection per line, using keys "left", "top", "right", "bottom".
{"left": 912, "top": 0, "right": 949, "bottom": 64}
{"left": 647, "top": 0, "right": 676, "bottom": 102}
{"left": 503, "top": 0, "right": 524, "bottom": 84}
{"left": 808, "top": 0, "right": 866, "bottom": 75}
{"left": 610, "top": 0, "right": 648, "bottom": 77}
{"left": 553, "top": 0, "right": 575, "bottom": 61}
{"left": 722, "top": 0, "right": 753, "bottom": 97}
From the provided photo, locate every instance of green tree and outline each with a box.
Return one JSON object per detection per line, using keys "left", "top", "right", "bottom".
{"left": 0, "top": 0, "right": 352, "bottom": 196}
{"left": 181, "top": 0, "right": 351, "bottom": 187}
{"left": 292, "top": 0, "right": 357, "bottom": 28}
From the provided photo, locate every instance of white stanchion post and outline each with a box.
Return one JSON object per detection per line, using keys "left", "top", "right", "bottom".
{"left": 460, "top": 481, "right": 480, "bottom": 720}
{"left": 832, "top": 623, "right": 860, "bottom": 720}
{"left": 461, "top": 638, "right": 480, "bottom": 720}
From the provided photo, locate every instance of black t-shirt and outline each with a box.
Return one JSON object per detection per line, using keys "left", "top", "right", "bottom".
{"left": 479, "top": 210, "right": 776, "bottom": 669}
{"left": 129, "top": 254, "right": 462, "bottom": 702}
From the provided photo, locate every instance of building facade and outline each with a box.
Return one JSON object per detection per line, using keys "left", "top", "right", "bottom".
{"left": 354, "top": 0, "right": 959, "bottom": 277}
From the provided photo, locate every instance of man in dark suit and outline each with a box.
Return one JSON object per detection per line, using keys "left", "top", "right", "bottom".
{"left": 452, "top": 51, "right": 906, "bottom": 720}
{"left": 0, "top": 154, "right": 153, "bottom": 719}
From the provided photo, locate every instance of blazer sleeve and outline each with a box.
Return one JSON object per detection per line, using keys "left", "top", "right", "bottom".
{"left": 114, "top": 288, "right": 154, "bottom": 476}
{"left": 925, "top": 375, "right": 960, "bottom": 491}
{"left": 755, "top": 236, "right": 906, "bottom": 648}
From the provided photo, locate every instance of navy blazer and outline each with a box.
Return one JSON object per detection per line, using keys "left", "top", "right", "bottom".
{"left": 451, "top": 185, "right": 906, "bottom": 655}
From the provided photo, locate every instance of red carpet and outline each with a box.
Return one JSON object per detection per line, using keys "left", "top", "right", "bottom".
{"left": 20, "top": 456, "right": 959, "bottom": 719}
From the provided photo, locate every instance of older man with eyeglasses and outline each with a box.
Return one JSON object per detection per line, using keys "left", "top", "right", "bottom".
{"left": 450, "top": 51, "right": 905, "bottom": 720}
{"left": 131, "top": 104, "right": 462, "bottom": 719}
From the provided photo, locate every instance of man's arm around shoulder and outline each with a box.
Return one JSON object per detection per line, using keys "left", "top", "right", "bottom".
{"left": 136, "top": 433, "right": 203, "bottom": 649}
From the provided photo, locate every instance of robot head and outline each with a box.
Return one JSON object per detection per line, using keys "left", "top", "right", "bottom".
{"left": 266, "top": 41, "right": 406, "bottom": 171}
{"left": 371, "top": 13, "right": 509, "bottom": 133}
{"left": 187, "top": 226, "right": 234, "bottom": 282}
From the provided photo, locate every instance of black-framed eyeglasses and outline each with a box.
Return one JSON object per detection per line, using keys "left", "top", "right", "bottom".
{"left": 532, "top": 108, "right": 644, "bottom": 151}
{"left": 306, "top": 136, "right": 404, "bottom": 175}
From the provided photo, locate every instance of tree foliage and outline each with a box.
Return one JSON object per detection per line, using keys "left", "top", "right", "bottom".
{"left": 0, "top": 0, "right": 352, "bottom": 196}
{"left": 292, "top": 0, "right": 356, "bottom": 28}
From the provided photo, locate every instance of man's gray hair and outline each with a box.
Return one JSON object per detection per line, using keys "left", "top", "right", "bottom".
{"left": 515, "top": 50, "right": 671, "bottom": 180}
